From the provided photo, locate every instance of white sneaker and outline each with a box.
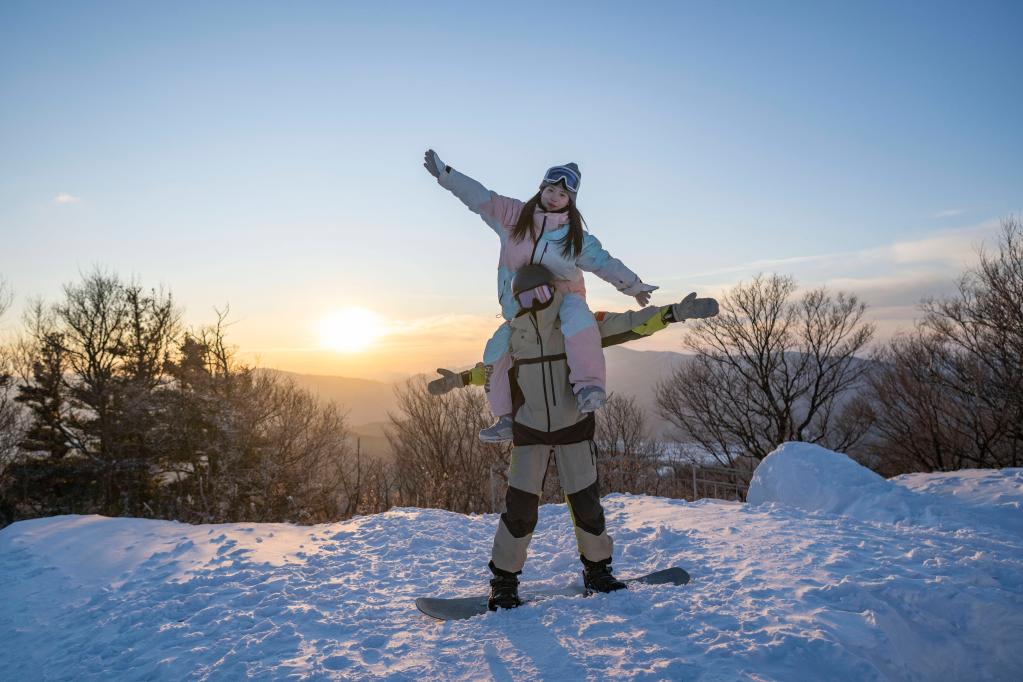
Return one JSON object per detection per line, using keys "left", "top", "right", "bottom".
{"left": 479, "top": 415, "right": 513, "bottom": 443}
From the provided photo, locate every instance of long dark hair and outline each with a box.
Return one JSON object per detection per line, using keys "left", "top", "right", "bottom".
{"left": 510, "top": 191, "right": 586, "bottom": 259}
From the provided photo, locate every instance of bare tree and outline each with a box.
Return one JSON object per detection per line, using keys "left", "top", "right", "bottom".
{"left": 158, "top": 315, "right": 357, "bottom": 524}
{"left": 594, "top": 393, "right": 663, "bottom": 495}
{"left": 869, "top": 216, "right": 1023, "bottom": 473}
{"left": 388, "top": 377, "right": 509, "bottom": 514}
{"left": 656, "top": 274, "right": 875, "bottom": 465}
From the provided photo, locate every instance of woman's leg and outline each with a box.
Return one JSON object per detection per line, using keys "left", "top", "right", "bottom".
{"left": 482, "top": 322, "right": 514, "bottom": 417}
{"left": 560, "top": 293, "right": 606, "bottom": 393}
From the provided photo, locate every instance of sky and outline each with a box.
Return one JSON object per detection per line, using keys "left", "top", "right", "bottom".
{"left": 2, "top": 0, "right": 1021, "bottom": 381}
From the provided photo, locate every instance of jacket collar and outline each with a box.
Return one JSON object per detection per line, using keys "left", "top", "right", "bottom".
{"left": 533, "top": 204, "right": 571, "bottom": 227}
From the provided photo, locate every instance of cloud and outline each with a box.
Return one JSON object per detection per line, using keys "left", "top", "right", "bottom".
{"left": 643, "top": 219, "right": 1007, "bottom": 343}
{"left": 884, "top": 221, "right": 1000, "bottom": 267}
{"left": 53, "top": 193, "right": 81, "bottom": 204}
{"left": 821, "top": 271, "right": 960, "bottom": 309}
{"left": 932, "top": 208, "right": 965, "bottom": 219}
{"left": 672, "top": 219, "right": 1002, "bottom": 285}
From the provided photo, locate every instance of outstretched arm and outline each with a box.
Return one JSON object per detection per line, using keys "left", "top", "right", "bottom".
{"left": 576, "top": 232, "right": 659, "bottom": 306}
{"left": 594, "top": 293, "right": 719, "bottom": 348}
{"left": 427, "top": 293, "right": 719, "bottom": 393}
{"left": 423, "top": 149, "right": 521, "bottom": 235}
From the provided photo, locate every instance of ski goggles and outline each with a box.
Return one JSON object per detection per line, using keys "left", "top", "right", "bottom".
{"left": 516, "top": 283, "right": 554, "bottom": 310}
{"left": 542, "top": 165, "right": 580, "bottom": 193}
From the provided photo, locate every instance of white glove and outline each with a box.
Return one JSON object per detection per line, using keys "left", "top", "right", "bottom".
{"left": 621, "top": 281, "right": 658, "bottom": 306}
{"left": 423, "top": 149, "right": 446, "bottom": 179}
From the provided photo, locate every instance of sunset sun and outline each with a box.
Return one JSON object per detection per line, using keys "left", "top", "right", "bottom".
{"left": 316, "top": 308, "right": 385, "bottom": 353}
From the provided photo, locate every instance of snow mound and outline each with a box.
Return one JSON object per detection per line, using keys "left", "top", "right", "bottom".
{"left": 748, "top": 443, "right": 901, "bottom": 521}
{"left": 748, "top": 442, "right": 1023, "bottom": 534}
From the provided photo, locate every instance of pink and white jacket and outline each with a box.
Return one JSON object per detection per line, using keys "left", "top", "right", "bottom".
{"left": 437, "top": 166, "right": 644, "bottom": 320}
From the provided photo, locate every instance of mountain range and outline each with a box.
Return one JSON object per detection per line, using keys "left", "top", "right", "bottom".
{"left": 273, "top": 346, "right": 693, "bottom": 457}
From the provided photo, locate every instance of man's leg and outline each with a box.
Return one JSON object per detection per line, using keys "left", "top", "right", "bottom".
{"left": 555, "top": 440, "right": 627, "bottom": 592}
{"left": 554, "top": 441, "right": 612, "bottom": 564}
{"left": 490, "top": 444, "right": 550, "bottom": 575}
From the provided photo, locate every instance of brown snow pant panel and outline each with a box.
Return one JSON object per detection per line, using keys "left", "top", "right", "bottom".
{"left": 565, "top": 479, "right": 613, "bottom": 563}
{"left": 566, "top": 480, "right": 605, "bottom": 536}
{"left": 501, "top": 486, "right": 540, "bottom": 538}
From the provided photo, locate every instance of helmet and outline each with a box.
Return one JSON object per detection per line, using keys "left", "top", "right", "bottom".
{"left": 512, "top": 264, "right": 556, "bottom": 312}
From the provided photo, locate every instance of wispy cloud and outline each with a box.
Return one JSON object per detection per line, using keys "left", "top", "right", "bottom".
{"left": 883, "top": 220, "right": 999, "bottom": 267}
{"left": 932, "top": 208, "right": 965, "bottom": 219}
{"left": 53, "top": 192, "right": 81, "bottom": 204}
{"left": 641, "top": 219, "right": 1006, "bottom": 343}
{"left": 669, "top": 219, "right": 1002, "bottom": 284}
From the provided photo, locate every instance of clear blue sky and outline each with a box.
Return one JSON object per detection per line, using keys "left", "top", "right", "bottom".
{"left": 2, "top": 1, "right": 1021, "bottom": 378}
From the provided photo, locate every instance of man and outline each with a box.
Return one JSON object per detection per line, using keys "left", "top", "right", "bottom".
{"left": 429, "top": 265, "right": 719, "bottom": 610}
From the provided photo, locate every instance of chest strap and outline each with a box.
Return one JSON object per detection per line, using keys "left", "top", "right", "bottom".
{"left": 513, "top": 353, "right": 567, "bottom": 367}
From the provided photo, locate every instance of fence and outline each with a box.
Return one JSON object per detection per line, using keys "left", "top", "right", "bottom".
{"left": 687, "top": 463, "right": 752, "bottom": 502}
{"left": 485, "top": 455, "right": 755, "bottom": 512}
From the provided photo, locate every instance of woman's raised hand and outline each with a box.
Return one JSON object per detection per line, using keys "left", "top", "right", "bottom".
{"left": 423, "top": 149, "right": 444, "bottom": 179}
{"left": 622, "top": 281, "right": 659, "bottom": 307}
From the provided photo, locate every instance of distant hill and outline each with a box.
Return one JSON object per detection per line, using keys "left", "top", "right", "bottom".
{"left": 604, "top": 346, "right": 694, "bottom": 439}
{"left": 269, "top": 347, "right": 695, "bottom": 449}
{"left": 264, "top": 371, "right": 398, "bottom": 460}
{"left": 269, "top": 348, "right": 878, "bottom": 452}
{"left": 267, "top": 370, "right": 397, "bottom": 425}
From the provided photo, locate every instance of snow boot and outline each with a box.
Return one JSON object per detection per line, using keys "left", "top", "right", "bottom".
{"left": 582, "top": 557, "right": 627, "bottom": 594}
{"left": 576, "top": 386, "right": 607, "bottom": 413}
{"left": 479, "top": 415, "right": 513, "bottom": 443}
{"left": 487, "top": 562, "right": 523, "bottom": 611}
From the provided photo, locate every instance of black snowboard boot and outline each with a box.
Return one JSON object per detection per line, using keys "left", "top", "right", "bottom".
{"left": 582, "top": 557, "right": 627, "bottom": 595}
{"left": 487, "top": 561, "right": 523, "bottom": 611}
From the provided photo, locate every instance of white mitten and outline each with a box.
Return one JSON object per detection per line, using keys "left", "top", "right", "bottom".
{"left": 621, "top": 281, "right": 658, "bottom": 306}
{"left": 423, "top": 149, "right": 447, "bottom": 178}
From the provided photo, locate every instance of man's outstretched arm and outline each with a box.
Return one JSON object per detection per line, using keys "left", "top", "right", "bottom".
{"left": 427, "top": 294, "right": 719, "bottom": 394}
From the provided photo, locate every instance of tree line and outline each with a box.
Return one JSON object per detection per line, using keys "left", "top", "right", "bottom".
{"left": 1, "top": 217, "right": 1019, "bottom": 527}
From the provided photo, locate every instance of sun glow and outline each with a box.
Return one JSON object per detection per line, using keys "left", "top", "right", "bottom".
{"left": 316, "top": 308, "right": 385, "bottom": 353}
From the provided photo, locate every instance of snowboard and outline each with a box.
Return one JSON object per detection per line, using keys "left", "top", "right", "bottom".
{"left": 415, "top": 566, "right": 690, "bottom": 621}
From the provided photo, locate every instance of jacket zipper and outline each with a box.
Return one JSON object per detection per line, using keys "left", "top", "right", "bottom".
{"left": 530, "top": 312, "right": 552, "bottom": 432}
{"left": 529, "top": 216, "right": 555, "bottom": 413}
{"left": 529, "top": 216, "right": 547, "bottom": 264}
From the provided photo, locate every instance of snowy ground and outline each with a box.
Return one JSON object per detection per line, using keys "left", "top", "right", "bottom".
{"left": 2, "top": 443, "right": 1022, "bottom": 681}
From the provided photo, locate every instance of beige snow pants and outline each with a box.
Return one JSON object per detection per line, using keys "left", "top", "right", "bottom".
{"left": 490, "top": 441, "right": 613, "bottom": 574}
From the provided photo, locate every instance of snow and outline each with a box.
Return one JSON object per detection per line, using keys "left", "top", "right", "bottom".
{"left": 2, "top": 444, "right": 1022, "bottom": 680}
{"left": 748, "top": 442, "right": 1023, "bottom": 534}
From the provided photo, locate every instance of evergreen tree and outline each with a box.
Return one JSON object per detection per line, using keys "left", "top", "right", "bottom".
{"left": 15, "top": 333, "right": 71, "bottom": 459}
